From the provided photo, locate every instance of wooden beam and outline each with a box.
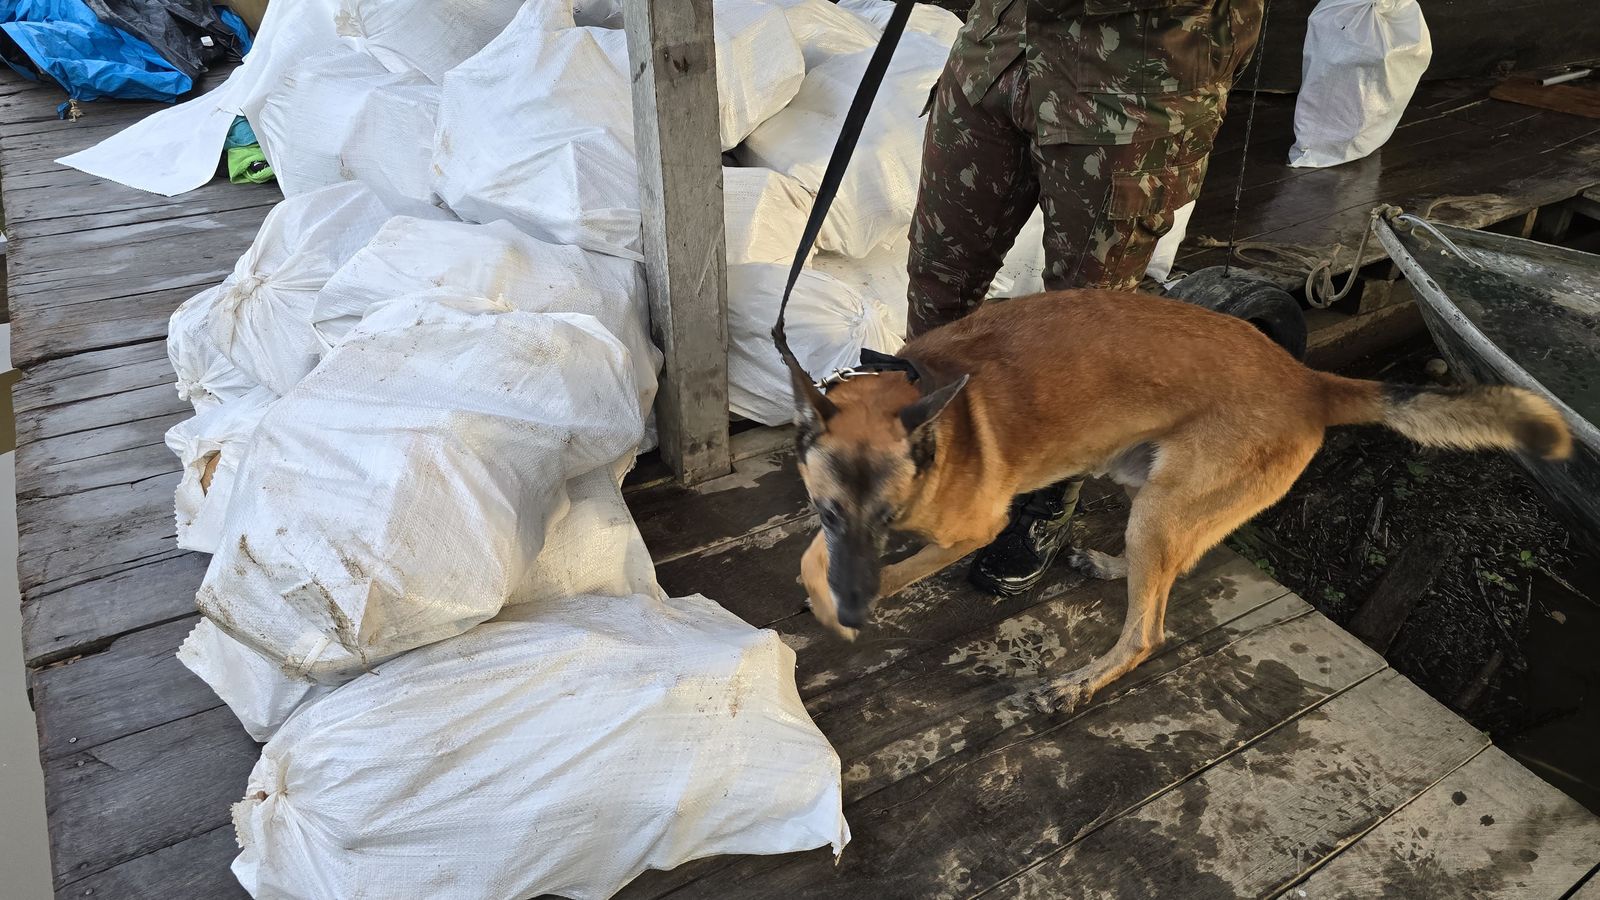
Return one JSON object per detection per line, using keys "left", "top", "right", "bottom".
{"left": 623, "top": 0, "right": 733, "bottom": 485}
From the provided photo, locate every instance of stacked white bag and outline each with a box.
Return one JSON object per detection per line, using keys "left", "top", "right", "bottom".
{"left": 165, "top": 386, "right": 277, "bottom": 554}
{"left": 727, "top": 263, "right": 902, "bottom": 424}
{"left": 1289, "top": 0, "right": 1432, "bottom": 168}
{"left": 180, "top": 461, "right": 661, "bottom": 741}
{"left": 332, "top": 0, "right": 525, "bottom": 82}
{"left": 231, "top": 593, "right": 848, "bottom": 900}
{"left": 313, "top": 215, "right": 660, "bottom": 419}
{"left": 723, "top": 165, "right": 818, "bottom": 266}
{"left": 254, "top": 46, "right": 442, "bottom": 214}
{"left": 432, "top": 2, "right": 641, "bottom": 258}
{"left": 195, "top": 293, "right": 646, "bottom": 682}
{"left": 839, "top": 0, "right": 963, "bottom": 48}
{"left": 167, "top": 181, "right": 403, "bottom": 406}
{"left": 712, "top": 0, "right": 807, "bottom": 150}
{"left": 764, "top": 0, "right": 879, "bottom": 70}
{"left": 739, "top": 29, "right": 947, "bottom": 258}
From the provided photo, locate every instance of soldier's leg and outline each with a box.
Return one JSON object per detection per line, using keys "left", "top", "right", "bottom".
{"left": 906, "top": 60, "right": 1041, "bottom": 338}
{"left": 1035, "top": 119, "right": 1221, "bottom": 291}
{"left": 971, "top": 122, "right": 1222, "bottom": 597}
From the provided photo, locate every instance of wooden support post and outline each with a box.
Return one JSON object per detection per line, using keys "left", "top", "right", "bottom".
{"left": 624, "top": 0, "right": 733, "bottom": 485}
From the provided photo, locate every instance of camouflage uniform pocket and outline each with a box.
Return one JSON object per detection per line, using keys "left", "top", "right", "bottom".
{"left": 1073, "top": 0, "right": 1220, "bottom": 95}
{"left": 1106, "top": 151, "right": 1208, "bottom": 225}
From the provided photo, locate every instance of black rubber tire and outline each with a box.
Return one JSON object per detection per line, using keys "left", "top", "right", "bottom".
{"left": 1164, "top": 266, "right": 1309, "bottom": 361}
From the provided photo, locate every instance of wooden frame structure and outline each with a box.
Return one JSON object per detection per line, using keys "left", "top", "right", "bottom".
{"left": 624, "top": 0, "right": 733, "bottom": 485}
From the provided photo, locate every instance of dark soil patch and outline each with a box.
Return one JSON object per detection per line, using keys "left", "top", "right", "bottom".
{"left": 1226, "top": 342, "right": 1600, "bottom": 812}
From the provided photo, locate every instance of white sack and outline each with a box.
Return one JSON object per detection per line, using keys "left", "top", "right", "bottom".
{"left": 515, "top": 466, "right": 662, "bottom": 611}
{"left": 838, "top": 0, "right": 963, "bottom": 49}
{"left": 728, "top": 263, "right": 901, "bottom": 424}
{"left": 204, "top": 182, "right": 398, "bottom": 396}
{"left": 713, "top": 0, "right": 806, "bottom": 150}
{"left": 255, "top": 47, "right": 442, "bottom": 215}
{"left": 180, "top": 464, "right": 657, "bottom": 741}
{"left": 1146, "top": 199, "right": 1196, "bottom": 281}
{"left": 573, "top": 0, "right": 624, "bottom": 28}
{"left": 165, "top": 387, "right": 277, "bottom": 555}
{"left": 58, "top": 0, "right": 345, "bottom": 195}
{"left": 723, "top": 166, "right": 816, "bottom": 266}
{"left": 1289, "top": 0, "right": 1431, "bottom": 168}
{"left": 231, "top": 593, "right": 848, "bottom": 900}
{"left": 168, "top": 285, "right": 262, "bottom": 413}
{"left": 178, "top": 618, "right": 328, "bottom": 742}
{"left": 333, "top": 0, "right": 529, "bottom": 82}
{"left": 739, "top": 31, "right": 945, "bottom": 258}
{"left": 314, "top": 215, "right": 659, "bottom": 420}
{"left": 810, "top": 240, "right": 911, "bottom": 338}
{"left": 196, "top": 294, "right": 646, "bottom": 682}
{"left": 988, "top": 206, "right": 1047, "bottom": 299}
{"left": 763, "top": 0, "right": 879, "bottom": 70}
{"left": 434, "top": 7, "right": 641, "bottom": 259}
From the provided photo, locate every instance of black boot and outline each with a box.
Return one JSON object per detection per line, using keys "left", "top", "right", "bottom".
{"left": 969, "top": 479, "right": 1082, "bottom": 597}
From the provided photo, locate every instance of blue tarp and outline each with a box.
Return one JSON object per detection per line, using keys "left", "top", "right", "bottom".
{"left": 0, "top": 0, "right": 192, "bottom": 105}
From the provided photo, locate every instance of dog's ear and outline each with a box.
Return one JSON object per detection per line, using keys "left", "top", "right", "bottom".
{"left": 788, "top": 355, "right": 838, "bottom": 434}
{"left": 899, "top": 373, "right": 969, "bottom": 435}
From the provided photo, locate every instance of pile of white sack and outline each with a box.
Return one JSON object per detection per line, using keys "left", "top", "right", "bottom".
{"left": 68, "top": 0, "right": 1196, "bottom": 431}
{"left": 60, "top": 1, "right": 1226, "bottom": 891}
{"left": 67, "top": 1, "right": 944, "bottom": 897}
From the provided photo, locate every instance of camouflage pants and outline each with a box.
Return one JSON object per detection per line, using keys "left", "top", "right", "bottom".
{"left": 906, "top": 56, "right": 1220, "bottom": 337}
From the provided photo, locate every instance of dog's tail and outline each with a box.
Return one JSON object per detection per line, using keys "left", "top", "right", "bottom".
{"left": 1319, "top": 374, "right": 1572, "bottom": 460}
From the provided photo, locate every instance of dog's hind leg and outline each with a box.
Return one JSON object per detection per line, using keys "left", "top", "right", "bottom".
{"left": 1030, "top": 434, "right": 1320, "bottom": 715}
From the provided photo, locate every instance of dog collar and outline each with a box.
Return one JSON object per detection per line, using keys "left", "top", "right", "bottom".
{"left": 816, "top": 349, "right": 921, "bottom": 392}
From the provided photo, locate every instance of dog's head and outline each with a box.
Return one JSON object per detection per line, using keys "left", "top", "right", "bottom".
{"left": 789, "top": 357, "right": 968, "bottom": 632}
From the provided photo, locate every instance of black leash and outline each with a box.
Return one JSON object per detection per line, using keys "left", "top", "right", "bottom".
{"left": 771, "top": 0, "right": 918, "bottom": 385}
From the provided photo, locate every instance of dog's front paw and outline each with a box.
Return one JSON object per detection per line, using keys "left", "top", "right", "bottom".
{"left": 1029, "top": 677, "right": 1094, "bottom": 716}
{"left": 802, "top": 596, "right": 860, "bottom": 642}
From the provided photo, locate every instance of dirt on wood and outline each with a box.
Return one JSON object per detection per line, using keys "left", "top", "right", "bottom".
{"left": 1226, "top": 342, "right": 1600, "bottom": 811}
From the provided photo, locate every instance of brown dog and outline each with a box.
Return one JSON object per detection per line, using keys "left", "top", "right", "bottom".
{"left": 792, "top": 289, "right": 1571, "bottom": 714}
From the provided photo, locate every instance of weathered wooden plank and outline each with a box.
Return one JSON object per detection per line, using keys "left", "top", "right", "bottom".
{"left": 620, "top": 546, "right": 1278, "bottom": 900}
{"left": 46, "top": 706, "right": 254, "bottom": 890}
{"left": 655, "top": 491, "right": 1129, "bottom": 658}
{"left": 1347, "top": 532, "right": 1455, "bottom": 653}
{"left": 630, "top": 444, "right": 811, "bottom": 563}
{"left": 808, "top": 554, "right": 1291, "bottom": 790}
{"left": 1492, "top": 76, "right": 1600, "bottom": 120}
{"left": 14, "top": 412, "right": 185, "bottom": 488}
{"left": 14, "top": 381, "right": 185, "bottom": 446}
{"left": 652, "top": 597, "right": 1385, "bottom": 900}
{"left": 1292, "top": 746, "right": 1600, "bottom": 899}
{"left": 16, "top": 438, "right": 176, "bottom": 504}
{"left": 2, "top": 179, "right": 271, "bottom": 232}
{"left": 30, "top": 616, "right": 215, "bottom": 760}
{"left": 9, "top": 284, "right": 207, "bottom": 368}
{"left": 21, "top": 550, "right": 203, "bottom": 668}
{"left": 623, "top": 0, "right": 732, "bottom": 484}
{"left": 984, "top": 669, "right": 1488, "bottom": 899}
{"left": 9, "top": 337, "right": 173, "bottom": 413}
{"left": 5, "top": 205, "right": 256, "bottom": 298}
{"left": 1181, "top": 107, "right": 1600, "bottom": 274}
{"left": 63, "top": 825, "right": 246, "bottom": 900}
{"left": 17, "top": 472, "right": 180, "bottom": 594}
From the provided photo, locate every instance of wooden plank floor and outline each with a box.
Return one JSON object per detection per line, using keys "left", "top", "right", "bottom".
{"left": 1182, "top": 78, "right": 1600, "bottom": 278}
{"left": 6, "top": 71, "right": 1600, "bottom": 900}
